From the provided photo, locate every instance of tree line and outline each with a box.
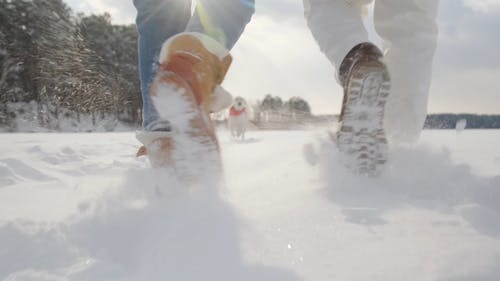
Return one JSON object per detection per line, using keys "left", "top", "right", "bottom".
{"left": 424, "top": 114, "right": 500, "bottom": 129}
{"left": 0, "top": 0, "right": 140, "bottom": 131}
{"left": 258, "top": 94, "right": 311, "bottom": 114}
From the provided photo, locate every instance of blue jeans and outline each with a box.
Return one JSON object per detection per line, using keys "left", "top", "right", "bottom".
{"left": 133, "top": 0, "right": 255, "bottom": 130}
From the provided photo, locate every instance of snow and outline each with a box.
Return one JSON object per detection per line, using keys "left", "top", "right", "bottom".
{"left": 456, "top": 119, "right": 467, "bottom": 133}
{"left": 0, "top": 129, "right": 500, "bottom": 281}
{"left": 1, "top": 102, "right": 137, "bottom": 133}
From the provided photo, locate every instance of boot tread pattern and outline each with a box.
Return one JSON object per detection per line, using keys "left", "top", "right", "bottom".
{"left": 337, "top": 59, "right": 390, "bottom": 176}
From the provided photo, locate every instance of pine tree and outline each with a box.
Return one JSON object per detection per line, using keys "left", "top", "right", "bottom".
{"left": 1, "top": 2, "right": 142, "bottom": 131}
{"left": 0, "top": 0, "right": 40, "bottom": 129}
{"left": 77, "top": 13, "right": 141, "bottom": 124}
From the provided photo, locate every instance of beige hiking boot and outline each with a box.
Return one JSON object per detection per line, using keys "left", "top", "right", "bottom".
{"left": 136, "top": 32, "right": 232, "bottom": 168}
{"left": 336, "top": 43, "right": 391, "bottom": 176}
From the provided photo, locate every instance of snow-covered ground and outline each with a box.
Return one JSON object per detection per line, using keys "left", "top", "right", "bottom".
{"left": 0, "top": 129, "right": 499, "bottom": 281}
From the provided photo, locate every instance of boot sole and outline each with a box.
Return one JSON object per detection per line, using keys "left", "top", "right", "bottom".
{"left": 337, "top": 60, "right": 390, "bottom": 176}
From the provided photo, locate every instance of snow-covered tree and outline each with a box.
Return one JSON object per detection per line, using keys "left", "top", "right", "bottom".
{"left": 77, "top": 13, "right": 141, "bottom": 124}
{"left": 0, "top": 0, "right": 141, "bottom": 131}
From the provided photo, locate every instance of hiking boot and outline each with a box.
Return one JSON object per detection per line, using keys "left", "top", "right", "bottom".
{"left": 136, "top": 32, "right": 232, "bottom": 168}
{"left": 336, "top": 42, "right": 391, "bottom": 176}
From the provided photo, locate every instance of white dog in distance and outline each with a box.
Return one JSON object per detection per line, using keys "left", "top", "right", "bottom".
{"left": 228, "top": 97, "right": 249, "bottom": 140}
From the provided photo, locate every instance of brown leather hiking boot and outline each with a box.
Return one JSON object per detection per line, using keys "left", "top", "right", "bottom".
{"left": 136, "top": 32, "right": 232, "bottom": 168}
{"left": 336, "top": 43, "right": 391, "bottom": 176}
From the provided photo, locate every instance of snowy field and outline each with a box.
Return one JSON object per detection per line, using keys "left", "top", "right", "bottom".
{"left": 1, "top": 129, "right": 500, "bottom": 281}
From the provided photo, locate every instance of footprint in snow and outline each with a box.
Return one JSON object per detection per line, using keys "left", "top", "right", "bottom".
{"left": 0, "top": 164, "right": 17, "bottom": 188}
{"left": 0, "top": 158, "right": 55, "bottom": 182}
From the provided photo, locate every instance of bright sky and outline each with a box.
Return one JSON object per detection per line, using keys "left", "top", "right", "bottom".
{"left": 66, "top": 0, "right": 500, "bottom": 115}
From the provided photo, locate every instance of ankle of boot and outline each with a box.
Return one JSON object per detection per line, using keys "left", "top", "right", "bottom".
{"left": 158, "top": 32, "right": 233, "bottom": 113}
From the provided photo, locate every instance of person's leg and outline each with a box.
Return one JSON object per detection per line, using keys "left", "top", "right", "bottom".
{"left": 374, "top": 0, "right": 439, "bottom": 143}
{"left": 304, "top": 0, "right": 391, "bottom": 176}
{"left": 133, "top": 0, "right": 191, "bottom": 131}
{"left": 187, "top": 0, "right": 255, "bottom": 49}
{"left": 303, "top": 0, "right": 369, "bottom": 76}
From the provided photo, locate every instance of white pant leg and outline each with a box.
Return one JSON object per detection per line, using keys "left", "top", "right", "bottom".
{"left": 303, "top": 0, "right": 369, "bottom": 75}
{"left": 374, "top": 0, "right": 439, "bottom": 143}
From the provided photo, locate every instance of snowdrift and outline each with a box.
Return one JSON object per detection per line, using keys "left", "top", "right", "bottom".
{"left": 0, "top": 130, "right": 499, "bottom": 281}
